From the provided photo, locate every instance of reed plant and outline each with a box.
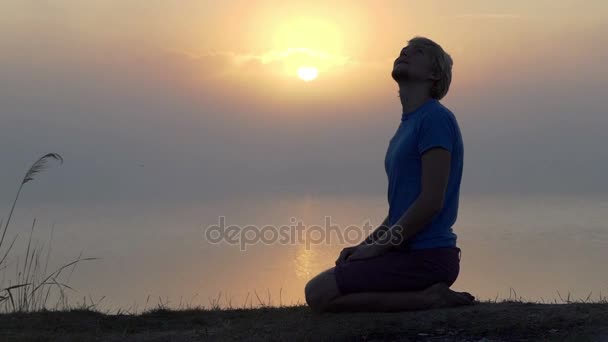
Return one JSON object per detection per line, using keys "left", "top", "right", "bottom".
{"left": 0, "top": 153, "right": 95, "bottom": 312}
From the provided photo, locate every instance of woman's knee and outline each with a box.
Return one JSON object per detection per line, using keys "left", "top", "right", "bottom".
{"left": 305, "top": 280, "right": 324, "bottom": 312}
{"left": 304, "top": 269, "right": 340, "bottom": 312}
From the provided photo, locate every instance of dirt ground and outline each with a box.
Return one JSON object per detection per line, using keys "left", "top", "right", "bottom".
{"left": 2, "top": 301, "right": 608, "bottom": 341}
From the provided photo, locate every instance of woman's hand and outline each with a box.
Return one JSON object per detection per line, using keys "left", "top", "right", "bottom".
{"left": 335, "top": 246, "right": 359, "bottom": 266}
{"left": 346, "top": 243, "right": 392, "bottom": 262}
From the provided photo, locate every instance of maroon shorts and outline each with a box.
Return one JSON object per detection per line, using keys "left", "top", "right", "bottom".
{"left": 334, "top": 246, "right": 461, "bottom": 295}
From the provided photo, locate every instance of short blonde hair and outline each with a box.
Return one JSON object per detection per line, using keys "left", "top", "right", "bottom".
{"left": 407, "top": 36, "right": 453, "bottom": 100}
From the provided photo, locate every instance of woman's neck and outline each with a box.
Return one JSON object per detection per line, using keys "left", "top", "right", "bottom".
{"left": 398, "top": 84, "right": 432, "bottom": 114}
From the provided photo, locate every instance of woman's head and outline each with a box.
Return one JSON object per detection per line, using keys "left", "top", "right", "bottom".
{"left": 391, "top": 36, "right": 453, "bottom": 100}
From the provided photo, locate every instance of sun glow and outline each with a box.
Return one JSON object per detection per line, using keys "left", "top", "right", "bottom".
{"left": 261, "top": 16, "right": 350, "bottom": 80}
{"left": 297, "top": 66, "right": 318, "bottom": 81}
{"left": 272, "top": 17, "right": 343, "bottom": 54}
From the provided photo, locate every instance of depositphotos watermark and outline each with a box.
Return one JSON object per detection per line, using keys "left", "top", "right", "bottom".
{"left": 202, "top": 216, "right": 406, "bottom": 251}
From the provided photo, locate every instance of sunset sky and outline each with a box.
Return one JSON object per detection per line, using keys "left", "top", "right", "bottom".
{"left": 1, "top": 0, "right": 608, "bottom": 207}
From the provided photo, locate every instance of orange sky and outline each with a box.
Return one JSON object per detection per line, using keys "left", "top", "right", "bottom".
{"left": 1, "top": 0, "right": 608, "bottom": 198}
{"left": 3, "top": 0, "right": 606, "bottom": 110}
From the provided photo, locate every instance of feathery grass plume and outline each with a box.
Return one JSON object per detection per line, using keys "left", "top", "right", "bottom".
{"left": 0, "top": 153, "right": 63, "bottom": 265}
{"left": 22, "top": 153, "right": 64, "bottom": 185}
{"left": 0, "top": 153, "right": 87, "bottom": 312}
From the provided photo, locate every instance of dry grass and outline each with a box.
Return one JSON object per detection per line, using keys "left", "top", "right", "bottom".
{"left": 0, "top": 153, "right": 96, "bottom": 313}
{"left": 1, "top": 297, "right": 608, "bottom": 341}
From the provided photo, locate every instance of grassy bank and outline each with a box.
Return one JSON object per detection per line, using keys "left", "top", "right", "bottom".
{"left": 2, "top": 300, "right": 608, "bottom": 341}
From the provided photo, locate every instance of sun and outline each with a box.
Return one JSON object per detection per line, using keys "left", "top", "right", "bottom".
{"left": 297, "top": 66, "right": 318, "bottom": 82}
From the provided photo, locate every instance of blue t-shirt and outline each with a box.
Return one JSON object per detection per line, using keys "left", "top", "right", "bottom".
{"left": 384, "top": 98, "right": 463, "bottom": 250}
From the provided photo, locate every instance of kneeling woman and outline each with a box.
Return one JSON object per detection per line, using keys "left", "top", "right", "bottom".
{"left": 305, "top": 36, "right": 475, "bottom": 313}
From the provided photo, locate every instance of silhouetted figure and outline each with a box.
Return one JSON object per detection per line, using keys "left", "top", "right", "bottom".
{"left": 305, "top": 36, "right": 475, "bottom": 312}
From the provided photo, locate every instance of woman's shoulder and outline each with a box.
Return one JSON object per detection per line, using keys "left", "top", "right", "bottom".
{"left": 418, "top": 101, "right": 457, "bottom": 125}
{"left": 427, "top": 100, "right": 456, "bottom": 118}
{"left": 416, "top": 101, "right": 462, "bottom": 141}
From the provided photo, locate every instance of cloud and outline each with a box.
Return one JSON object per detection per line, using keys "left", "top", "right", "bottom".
{"left": 167, "top": 47, "right": 356, "bottom": 77}
{"left": 3, "top": 33, "right": 608, "bottom": 210}
{"left": 454, "top": 13, "right": 522, "bottom": 20}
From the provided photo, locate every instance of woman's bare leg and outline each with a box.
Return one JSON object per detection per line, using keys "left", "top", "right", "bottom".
{"left": 305, "top": 267, "right": 474, "bottom": 313}
{"left": 324, "top": 283, "right": 473, "bottom": 312}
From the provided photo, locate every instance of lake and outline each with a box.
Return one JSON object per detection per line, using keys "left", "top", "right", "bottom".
{"left": 3, "top": 193, "right": 608, "bottom": 311}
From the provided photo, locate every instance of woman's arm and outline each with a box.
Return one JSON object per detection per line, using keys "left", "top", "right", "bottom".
{"left": 359, "top": 215, "right": 390, "bottom": 246}
{"left": 385, "top": 147, "right": 451, "bottom": 247}
{"left": 347, "top": 148, "right": 451, "bottom": 261}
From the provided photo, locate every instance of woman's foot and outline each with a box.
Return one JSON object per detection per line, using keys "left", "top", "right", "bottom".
{"left": 424, "top": 283, "right": 475, "bottom": 308}
{"left": 456, "top": 291, "right": 475, "bottom": 302}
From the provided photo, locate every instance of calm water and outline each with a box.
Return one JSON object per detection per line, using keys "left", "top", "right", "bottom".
{"left": 3, "top": 194, "right": 608, "bottom": 311}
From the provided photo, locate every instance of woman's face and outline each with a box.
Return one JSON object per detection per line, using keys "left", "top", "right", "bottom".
{"left": 391, "top": 44, "right": 436, "bottom": 83}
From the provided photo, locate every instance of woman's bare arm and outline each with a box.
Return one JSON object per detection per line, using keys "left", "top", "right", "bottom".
{"left": 385, "top": 147, "right": 451, "bottom": 247}
{"left": 359, "top": 215, "right": 390, "bottom": 245}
